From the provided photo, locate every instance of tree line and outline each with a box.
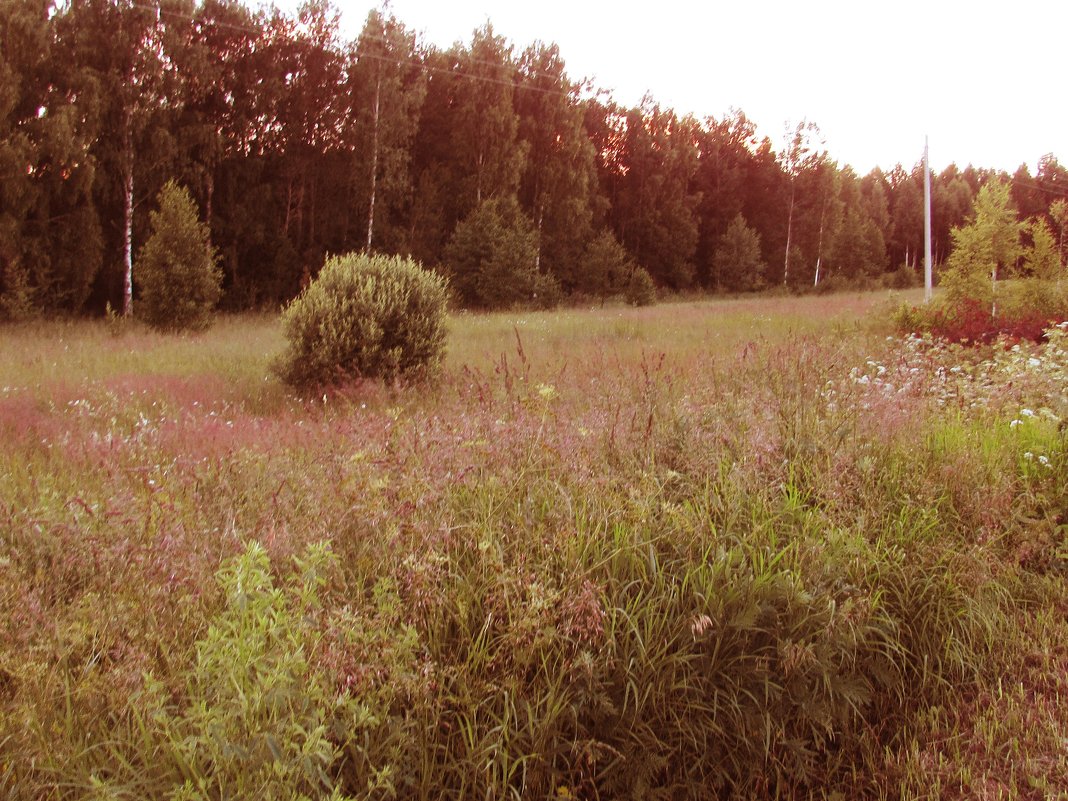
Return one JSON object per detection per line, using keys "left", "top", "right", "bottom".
{"left": 2, "top": 0, "right": 1067, "bottom": 316}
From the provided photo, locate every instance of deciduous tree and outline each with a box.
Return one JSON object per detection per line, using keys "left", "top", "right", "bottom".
{"left": 777, "top": 119, "right": 825, "bottom": 286}
{"left": 451, "top": 25, "right": 526, "bottom": 211}
{"left": 348, "top": 8, "right": 425, "bottom": 254}
{"left": 515, "top": 42, "right": 598, "bottom": 290}
{"left": 942, "top": 181, "right": 1021, "bottom": 309}
{"left": 612, "top": 99, "right": 700, "bottom": 289}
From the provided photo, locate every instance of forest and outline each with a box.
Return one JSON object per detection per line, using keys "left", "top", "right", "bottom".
{"left": 2, "top": 0, "right": 1067, "bottom": 317}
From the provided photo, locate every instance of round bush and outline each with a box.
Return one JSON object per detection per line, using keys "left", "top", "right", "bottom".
{"left": 275, "top": 252, "right": 448, "bottom": 388}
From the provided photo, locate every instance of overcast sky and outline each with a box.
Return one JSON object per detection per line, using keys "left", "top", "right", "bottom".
{"left": 302, "top": 0, "right": 1066, "bottom": 175}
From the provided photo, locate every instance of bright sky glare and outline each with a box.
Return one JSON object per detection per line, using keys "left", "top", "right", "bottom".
{"left": 312, "top": 0, "right": 1066, "bottom": 175}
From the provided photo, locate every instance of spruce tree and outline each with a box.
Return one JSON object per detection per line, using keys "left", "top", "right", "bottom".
{"left": 714, "top": 214, "right": 767, "bottom": 291}
{"left": 445, "top": 195, "right": 557, "bottom": 309}
{"left": 136, "top": 180, "right": 221, "bottom": 331}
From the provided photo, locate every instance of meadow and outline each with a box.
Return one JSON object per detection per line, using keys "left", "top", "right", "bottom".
{"left": 1, "top": 290, "right": 1066, "bottom": 800}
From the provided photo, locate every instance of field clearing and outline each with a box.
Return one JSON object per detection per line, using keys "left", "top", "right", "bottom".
{"left": 1, "top": 291, "right": 912, "bottom": 422}
{"left": 2, "top": 288, "right": 1067, "bottom": 800}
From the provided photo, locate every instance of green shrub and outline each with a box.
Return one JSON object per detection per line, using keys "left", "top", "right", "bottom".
{"left": 1000, "top": 277, "right": 1068, "bottom": 321}
{"left": 275, "top": 252, "right": 448, "bottom": 388}
{"left": 136, "top": 180, "right": 221, "bottom": 332}
{"left": 0, "top": 260, "right": 37, "bottom": 322}
{"left": 142, "top": 542, "right": 379, "bottom": 801}
{"left": 882, "top": 264, "right": 921, "bottom": 290}
{"left": 890, "top": 299, "right": 928, "bottom": 332}
{"left": 623, "top": 265, "right": 657, "bottom": 306}
{"left": 812, "top": 273, "right": 849, "bottom": 295}
{"left": 893, "top": 280, "right": 1068, "bottom": 343}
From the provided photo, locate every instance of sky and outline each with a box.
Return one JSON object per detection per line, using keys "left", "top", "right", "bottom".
{"left": 297, "top": 0, "right": 1067, "bottom": 175}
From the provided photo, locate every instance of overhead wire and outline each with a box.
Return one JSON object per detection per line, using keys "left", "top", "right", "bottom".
{"left": 125, "top": 0, "right": 589, "bottom": 99}
{"left": 1008, "top": 176, "right": 1068, "bottom": 198}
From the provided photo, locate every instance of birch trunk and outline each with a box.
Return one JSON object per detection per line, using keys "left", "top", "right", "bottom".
{"left": 121, "top": 109, "right": 134, "bottom": 317}
{"left": 991, "top": 263, "right": 999, "bottom": 317}
{"left": 783, "top": 184, "right": 795, "bottom": 286}
{"left": 366, "top": 74, "right": 380, "bottom": 253}
{"left": 813, "top": 193, "right": 827, "bottom": 286}
{"left": 204, "top": 170, "right": 214, "bottom": 243}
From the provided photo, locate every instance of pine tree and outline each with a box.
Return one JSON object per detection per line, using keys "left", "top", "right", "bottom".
{"left": 1, "top": 0, "right": 103, "bottom": 314}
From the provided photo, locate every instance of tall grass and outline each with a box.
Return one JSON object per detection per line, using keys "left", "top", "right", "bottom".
{"left": 1, "top": 289, "right": 1064, "bottom": 799}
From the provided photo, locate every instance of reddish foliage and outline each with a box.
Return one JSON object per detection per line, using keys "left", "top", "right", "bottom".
{"left": 0, "top": 393, "right": 63, "bottom": 446}
{"left": 925, "top": 299, "right": 1057, "bottom": 345}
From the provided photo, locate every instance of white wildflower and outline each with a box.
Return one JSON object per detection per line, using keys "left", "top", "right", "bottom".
{"left": 536, "top": 383, "right": 558, "bottom": 401}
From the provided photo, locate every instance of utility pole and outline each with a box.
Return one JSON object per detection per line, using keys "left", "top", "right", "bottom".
{"left": 924, "top": 136, "right": 933, "bottom": 303}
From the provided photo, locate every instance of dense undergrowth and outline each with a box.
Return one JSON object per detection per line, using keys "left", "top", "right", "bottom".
{"left": 1, "top": 293, "right": 1066, "bottom": 799}
{"left": 894, "top": 281, "right": 1068, "bottom": 345}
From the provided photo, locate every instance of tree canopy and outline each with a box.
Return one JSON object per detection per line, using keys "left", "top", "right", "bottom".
{"left": 0, "top": 0, "right": 1063, "bottom": 316}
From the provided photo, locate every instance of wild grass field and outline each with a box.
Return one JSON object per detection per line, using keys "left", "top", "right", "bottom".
{"left": 1, "top": 289, "right": 1066, "bottom": 800}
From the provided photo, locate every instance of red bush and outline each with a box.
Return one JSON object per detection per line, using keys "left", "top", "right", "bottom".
{"left": 923, "top": 299, "right": 1056, "bottom": 345}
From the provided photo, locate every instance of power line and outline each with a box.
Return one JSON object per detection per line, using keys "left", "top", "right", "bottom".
{"left": 123, "top": 0, "right": 586, "bottom": 100}
{"left": 1008, "top": 176, "right": 1068, "bottom": 198}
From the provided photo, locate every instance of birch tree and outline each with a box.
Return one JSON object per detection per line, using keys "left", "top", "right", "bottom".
{"left": 777, "top": 119, "right": 824, "bottom": 286}
{"left": 941, "top": 181, "right": 1021, "bottom": 312}
{"left": 61, "top": 0, "right": 172, "bottom": 317}
{"left": 515, "top": 41, "right": 597, "bottom": 288}
{"left": 450, "top": 24, "right": 526, "bottom": 213}
{"left": 349, "top": 9, "right": 425, "bottom": 254}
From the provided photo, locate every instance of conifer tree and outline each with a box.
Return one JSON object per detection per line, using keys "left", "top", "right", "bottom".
{"left": 714, "top": 214, "right": 767, "bottom": 291}
{"left": 136, "top": 180, "right": 221, "bottom": 331}
{"left": 444, "top": 195, "right": 556, "bottom": 308}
